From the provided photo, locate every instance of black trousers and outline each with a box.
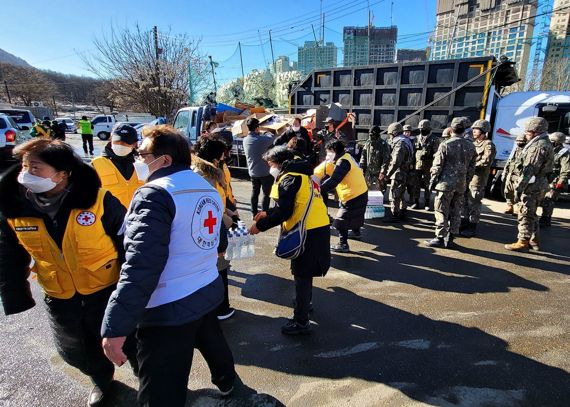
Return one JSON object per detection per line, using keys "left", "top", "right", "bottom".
{"left": 81, "top": 134, "right": 94, "bottom": 154}
{"left": 250, "top": 175, "right": 273, "bottom": 215}
{"left": 293, "top": 275, "right": 313, "bottom": 325}
{"left": 136, "top": 310, "right": 236, "bottom": 407}
{"left": 216, "top": 267, "right": 230, "bottom": 313}
{"left": 45, "top": 285, "right": 137, "bottom": 388}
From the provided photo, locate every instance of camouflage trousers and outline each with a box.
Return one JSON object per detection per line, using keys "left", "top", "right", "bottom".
{"left": 540, "top": 189, "right": 560, "bottom": 218}
{"left": 365, "top": 172, "right": 381, "bottom": 191}
{"left": 503, "top": 179, "right": 516, "bottom": 205}
{"left": 406, "top": 170, "right": 421, "bottom": 203}
{"left": 463, "top": 183, "right": 486, "bottom": 224}
{"left": 411, "top": 169, "right": 431, "bottom": 204}
{"left": 390, "top": 178, "right": 408, "bottom": 214}
{"left": 518, "top": 190, "right": 546, "bottom": 241}
{"left": 434, "top": 189, "right": 464, "bottom": 239}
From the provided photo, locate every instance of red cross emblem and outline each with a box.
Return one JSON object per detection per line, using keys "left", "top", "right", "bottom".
{"left": 76, "top": 211, "right": 96, "bottom": 226}
{"left": 203, "top": 210, "right": 217, "bottom": 234}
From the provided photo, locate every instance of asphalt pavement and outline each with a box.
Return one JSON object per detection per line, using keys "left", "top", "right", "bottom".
{"left": 0, "top": 133, "right": 569, "bottom": 406}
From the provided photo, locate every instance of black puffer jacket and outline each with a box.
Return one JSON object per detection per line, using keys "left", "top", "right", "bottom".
{"left": 0, "top": 162, "right": 126, "bottom": 315}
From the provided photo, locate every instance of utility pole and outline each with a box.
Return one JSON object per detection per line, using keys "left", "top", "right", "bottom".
{"left": 238, "top": 41, "right": 245, "bottom": 80}
{"left": 320, "top": 0, "right": 323, "bottom": 43}
{"left": 208, "top": 55, "right": 217, "bottom": 93}
{"left": 153, "top": 26, "right": 162, "bottom": 113}
{"left": 188, "top": 59, "right": 194, "bottom": 105}
{"left": 268, "top": 30, "right": 275, "bottom": 72}
{"left": 4, "top": 81, "right": 12, "bottom": 104}
{"left": 322, "top": 13, "right": 325, "bottom": 44}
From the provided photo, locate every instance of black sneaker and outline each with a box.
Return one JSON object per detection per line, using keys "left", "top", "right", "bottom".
{"left": 216, "top": 375, "right": 235, "bottom": 397}
{"left": 348, "top": 230, "right": 362, "bottom": 240}
{"left": 281, "top": 319, "right": 312, "bottom": 336}
{"left": 331, "top": 243, "right": 350, "bottom": 253}
{"left": 217, "top": 308, "right": 235, "bottom": 321}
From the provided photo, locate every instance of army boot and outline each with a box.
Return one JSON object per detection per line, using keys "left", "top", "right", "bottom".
{"left": 460, "top": 222, "right": 477, "bottom": 238}
{"left": 459, "top": 218, "right": 469, "bottom": 232}
{"left": 529, "top": 238, "right": 540, "bottom": 251}
{"left": 539, "top": 216, "right": 551, "bottom": 227}
{"left": 504, "top": 204, "right": 514, "bottom": 215}
{"left": 505, "top": 239, "right": 530, "bottom": 252}
{"left": 425, "top": 237, "right": 445, "bottom": 248}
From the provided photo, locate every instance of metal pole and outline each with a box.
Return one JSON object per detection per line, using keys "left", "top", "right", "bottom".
{"left": 188, "top": 59, "right": 194, "bottom": 105}
{"left": 268, "top": 30, "right": 275, "bottom": 72}
{"left": 4, "top": 81, "right": 12, "bottom": 104}
{"left": 153, "top": 26, "right": 161, "bottom": 113}
{"left": 238, "top": 42, "right": 245, "bottom": 79}
{"left": 209, "top": 55, "right": 217, "bottom": 93}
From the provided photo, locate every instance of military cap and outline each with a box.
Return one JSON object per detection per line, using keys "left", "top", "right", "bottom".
{"left": 450, "top": 117, "right": 465, "bottom": 131}
{"left": 549, "top": 131, "right": 565, "bottom": 144}
{"left": 387, "top": 122, "right": 403, "bottom": 136}
{"left": 524, "top": 117, "right": 548, "bottom": 133}
{"left": 418, "top": 119, "right": 431, "bottom": 131}
{"left": 460, "top": 116, "right": 472, "bottom": 128}
{"left": 472, "top": 119, "right": 491, "bottom": 133}
{"left": 403, "top": 124, "right": 413, "bottom": 131}
{"left": 515, "top": 133, "right": 526, "bottom": 142}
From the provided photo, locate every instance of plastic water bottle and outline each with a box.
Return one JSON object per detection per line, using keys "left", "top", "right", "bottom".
{"left": 248, "top": 234, "right": 256, "bottom": 257}
{"left": 225, "top": 228, "right": 234, "bottom": 260}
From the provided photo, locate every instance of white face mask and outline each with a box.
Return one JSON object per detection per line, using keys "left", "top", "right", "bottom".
{"left": 134, "top": 156, "right": 164, "bottom": 181}
{"left": 112, "top": 144, "right": 133, "bottom": 157}
{"left": 269, "top": 166, "right": 281, "bottom": 179}
{"left": 17, "top": 171, "right": 58, "bottom": 193}
{"left": 292, "top": 126, "right": 301, "bottom": 132}
{"left": 326, "top": 152, "right": 336, "bottom": 162}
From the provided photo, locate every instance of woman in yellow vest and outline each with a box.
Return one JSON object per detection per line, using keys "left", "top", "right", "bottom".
{"left": 0, "top": 138, "right": 136, "bottom": 407}
{"left": 314, "top": 140, "right": 368, "bottom": 253}
{"left": 92, "top": 124, "right": 143, "bottom": 209}
{"left": 249, "top": 146, "right": 330, "bottom": 336}
{"left": 192, "top": 137, "right": 237, "bottom": 321}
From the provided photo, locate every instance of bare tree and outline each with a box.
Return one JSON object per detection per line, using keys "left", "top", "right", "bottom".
{"left": 83, "top": 25, "right": 211, "bottom": 118}
{"left": 0, "top": 63, "right": 57, "bottom": 106}
{"left": 540, "top": 56, "right": 570, "bottom": 91}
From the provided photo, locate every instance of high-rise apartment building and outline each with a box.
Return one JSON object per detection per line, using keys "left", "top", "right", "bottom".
{"left": 297, "top": 41, "right": 338, "bottom": 74}
{"left": 545, "top": 0, "right": 570, "bottom": 61}
{"left": 397, "top": 49, "right": 428, "bottom": 62}
{"left": 343, "top": 26, "right": 398, "bottom": 66}
{"left": 430, "top": 0, "right": 537, "bottom": 79}
{"left": 273, "top": 55, "right": 293, "bottom": 73}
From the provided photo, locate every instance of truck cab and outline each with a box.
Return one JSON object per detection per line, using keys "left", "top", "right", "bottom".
{"left": 91, "top": 115, "right": 116, "bottom": 140}
{"left": 172, "top": 106, "right": 205, "bottom": 144}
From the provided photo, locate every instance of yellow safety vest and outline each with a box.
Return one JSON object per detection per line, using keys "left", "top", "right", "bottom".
{"left": 222, "top": 163, "right": 236, "bottom": 206}
{"left": 314, "top": 153, "right": 368, "bottom": 203}
{"left": 78, "top": 119, "right": 93, "bottom": 135}
{"left": 33, "top": 124, "right": 50, "bottom": 138}
{"left": 92, "top": 156, "right": 143, "bottom": 209}
{"left": 7, "top": 189, "right": 120, "bottom": 299}
{"left": 270, "top": 172, "right": 330, "bottom": 232}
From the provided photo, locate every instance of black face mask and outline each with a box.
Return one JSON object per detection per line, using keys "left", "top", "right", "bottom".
{"left": 516, "top": 142, "right": 526, "bottom": 147}
{"left": 420, "top": 130, "right": 430, "bottom": 136}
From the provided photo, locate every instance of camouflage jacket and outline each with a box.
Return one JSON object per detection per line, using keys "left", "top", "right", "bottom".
{"left": 470, "top": 138, "right": 496, "bottom": 187}
{"left": 415, "top": 134, "right": 440, "bottom": 171}
{"left": 383, "top": 136, "right": 414, "bottom": 181}
{"left": 360, "top": 137, "right": 391, "bottom": 175}
{"left": 314, "top": 129, "right": 350, "bottom": 162}
{"left": 550, "top": 145, "right": 570, "bottom": 187}
{"left": 430, "top": 135, "right": 476, "bottom": 192}
{"left": 503, "top": 144, "right": 524, "bottom": 182}
{"left": 515, "top": 133, "right": 554, "bottom": 194}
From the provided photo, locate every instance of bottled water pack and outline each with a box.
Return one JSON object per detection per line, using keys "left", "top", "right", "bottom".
{"left": 225, "top": 221, "right": 255, "bottom": 260}
{"left": 365, "top": 191, "right": 385, "bottom": 219}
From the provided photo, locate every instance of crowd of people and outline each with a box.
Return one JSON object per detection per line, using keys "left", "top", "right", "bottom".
{"left": 0, "top": 113, "right": 567, "bottom": 406}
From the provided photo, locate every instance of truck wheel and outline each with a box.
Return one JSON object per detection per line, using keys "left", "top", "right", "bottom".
{"left": 97, "top": 132, "right": 110, "bottom": 141}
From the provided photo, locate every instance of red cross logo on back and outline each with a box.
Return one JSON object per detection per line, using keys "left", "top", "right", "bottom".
{"left": 203, "top": 210, "right": 217, "bottom": 234}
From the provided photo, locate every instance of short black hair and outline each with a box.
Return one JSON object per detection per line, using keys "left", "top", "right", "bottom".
{"left": 81, "top": 116, "right": 87, "bottom": 120}
{"left": 325, "top": 139, "right": 345, "bottom": 156}
{"left": 263, "top": 146, "right": 295, "bottom": 165}
{"left": 293, "top": 117, "right": 301, "bottom": 125}
{"left": 144, "top": 125, "right": 191, "bottom": 166}
{"left": 195, "top": 137, "right": 227, "bottom": 163}
{"left": 13, "top": 138, "right": 82, "bottom": 176}
{"left": 247, "top": 117, "right": 260, "bottom": 132}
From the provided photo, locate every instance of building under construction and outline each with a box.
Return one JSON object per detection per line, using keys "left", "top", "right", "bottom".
{"left": 343, "top": 26, "right": 398, "bottom": 66}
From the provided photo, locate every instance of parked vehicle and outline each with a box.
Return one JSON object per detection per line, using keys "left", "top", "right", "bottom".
{"left": 55, "top": 117, "right": 77, "bottom": 133}
{"left": 0, "top": 108, "right": 35, "bottom": 138}
{"left": 91, "top": 115, "right": 115, "bottom": 140}
{"left": 0, "top": 113, "right": 25, "bottom": 172}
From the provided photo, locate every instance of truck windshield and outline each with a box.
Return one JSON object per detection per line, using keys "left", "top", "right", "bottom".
{"left": 540, "top": 105, "right": 570, "bottom": 136}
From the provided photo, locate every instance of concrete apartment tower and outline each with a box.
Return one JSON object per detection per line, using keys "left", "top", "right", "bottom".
{"left": 343, "top": 26, "right": 398, "bottom": 66}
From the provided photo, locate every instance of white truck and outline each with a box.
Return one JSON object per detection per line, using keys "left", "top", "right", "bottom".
{"left": 90, "top": 113, "right": 156, "bottom": 140}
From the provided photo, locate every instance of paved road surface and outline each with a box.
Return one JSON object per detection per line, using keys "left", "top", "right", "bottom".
{"left": 1, "top": 134, "right": 569, "bottom": 406}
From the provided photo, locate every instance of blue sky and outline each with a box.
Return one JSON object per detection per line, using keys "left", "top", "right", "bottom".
{"left": 1, "top": 0, "right": 436, "bottom": 85}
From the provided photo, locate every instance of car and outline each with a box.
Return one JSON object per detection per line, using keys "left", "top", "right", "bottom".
{"left": 0, "top": 109, "right": 35, "bottom": 138}
{"left": 55, "top": 117, "right": 77, "bottom": 133}
{"left": 0, "top": 113, "right": 26, "bottom": 172}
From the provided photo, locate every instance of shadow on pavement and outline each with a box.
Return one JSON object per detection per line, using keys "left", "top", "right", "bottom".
{"left": 230, "top": 273, "right": 570, "bottom": 406}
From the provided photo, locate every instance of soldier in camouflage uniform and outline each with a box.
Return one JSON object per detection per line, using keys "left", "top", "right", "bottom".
{"left": 502, "top": 134, "right": 527, "bottom": 214}
{"left": 380, "top": 122, "right": 414, "bottom": 221}
{"left": 461, "top": 120, "right": 496, "bottom": 237}
{"left": 403, "top": 124, "right": 420, "bottom": 208}
{"left": 314, "top": 117, "right": 339, "bottom": 164}
{"left": 461, "top": 117, "right": 474, "bottom": 142}
{"left": 505, "top": 117, "right": 554, "bottom": 252}
{"left": 412, "top": 119, "right": 440, "bottom": 210}
{"left": 540, "top": 132, "right": 570, "bottom": 227}
{"left": 425, "top": 118, "right": 476, "bottom": 248}
{"left": 359, "top": 125, "right": 391, "bottom": 190}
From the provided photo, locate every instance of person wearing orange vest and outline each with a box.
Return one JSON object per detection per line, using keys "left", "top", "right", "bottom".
{"left": 92, "top": 124, "right": 143, "bottom": 209}
{"left": 250, "top": 146, "right": 330, "bottom": 335}
{"left": 0, "top": 138, "right": 136, "bottom": 407}
{"left": 314, "top": 140, "right": 368, "bottom": 253}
